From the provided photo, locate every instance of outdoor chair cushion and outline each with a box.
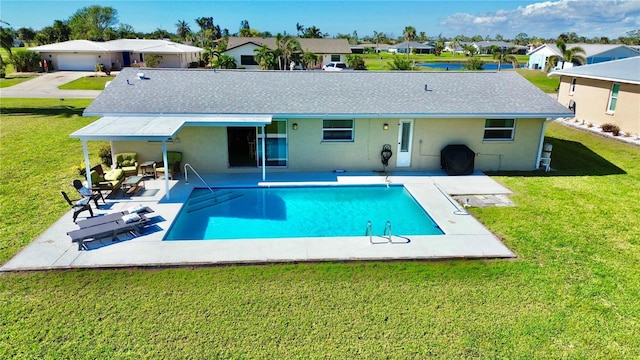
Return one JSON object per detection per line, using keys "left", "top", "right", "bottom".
{"left": 115, "top": 152, "right": 139, "bottom": 176}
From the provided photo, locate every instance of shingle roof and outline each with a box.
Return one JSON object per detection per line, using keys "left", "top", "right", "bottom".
{"left": 29, "top": 39, "right": 203, "bottom": 53}
{"left": 84, "top": 68, "right": 572, "bottom": 119}
{"left": 226, "top": 37, "right": 351, "bottom": 54}
{"left": 548, "top": 56, "right": 640, "bottom": 84}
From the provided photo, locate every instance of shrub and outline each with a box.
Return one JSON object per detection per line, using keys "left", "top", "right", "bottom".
{"left": 94, "top": 63, "right": 105, "bottom": 73}
{"left": 98, "top": 146, "right": 112, "bottom": 167}
{"left": 346, "top": 55, "right": 367, "bottom": 70}
{"left": 601, "top": 123, "right": 620, "bottom": 136}
{"left": 0, "top": 66, "right": 5, "bottom": 78}
{"left": 144, "top": 54, "right": 163, "bottom": 68}
{"left": 9, "top": 50, "right": 40, "bottom": 72}
{"left": 464, "top": 57, "right": 484, "bottom": 70}
{"left": 388, "top": 56, "right": 413, "bottom": 70}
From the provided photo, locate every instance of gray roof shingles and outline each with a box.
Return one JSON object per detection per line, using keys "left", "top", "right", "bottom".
{"left": 85, "top": 68, "right": 572, "bottom": 118}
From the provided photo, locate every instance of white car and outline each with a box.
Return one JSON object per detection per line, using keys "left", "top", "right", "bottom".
{"left": 323, "top": 62, "right": 348, "bottom": 71}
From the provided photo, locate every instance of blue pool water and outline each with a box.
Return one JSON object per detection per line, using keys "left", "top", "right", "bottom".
{"left": 164, "top": 186, "right": 443, "bottom": 240}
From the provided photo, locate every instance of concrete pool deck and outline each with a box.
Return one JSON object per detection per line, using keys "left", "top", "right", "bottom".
{"left": 1, "top": 171, "right": 516, "bottom": 271}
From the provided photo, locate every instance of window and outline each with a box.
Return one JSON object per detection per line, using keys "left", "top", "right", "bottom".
{"left": 323, "top": 120, "right": 354, "bottom": 141}
{"left": 257, "top": 120, "right": 288, "bottom": 167}
{"left": 241, "top": 55, "right": 258, "bottom": 66}
{"left": 484, "top": 119, "right": 515, "bottom": 141}
{"left": 607, "top": 83, "right": 620, "bottom": 113}
{"left": 330, "top": 54, "right": 341, "bottom": 62}
{"left": 569, "top": 78, "right": 577, "bottom": 94}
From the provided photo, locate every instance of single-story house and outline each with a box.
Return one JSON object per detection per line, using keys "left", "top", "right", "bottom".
{"left": 549, "top": 57, "right": 640, "bottom": 135}
{"left": 389, "top": 42, "right": 435, "bottom": 54}
{"left": 471, "top": 41, "right": 528, "bottom": 55}
{"left": 74, "top": 68, "right": 571, "bottom": 197}
{"left": 527, "top": 43, "right": 640, "bottom": 70}
{"left": 224, "top": 37, "right": 352, "bottom": 69}
{"left": 29, "top": 39, "right": 203, "bottom": 71}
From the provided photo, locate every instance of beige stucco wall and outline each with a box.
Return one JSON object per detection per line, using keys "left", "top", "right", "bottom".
{"left": 111, "top": 117, "right": 546, "bottom": 174}
{"left": 557, "top": 77, "right": 640, "bottom": 134}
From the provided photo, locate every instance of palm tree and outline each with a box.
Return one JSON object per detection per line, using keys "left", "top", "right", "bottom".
{"left": 253, "top": 45, "right": 276, "bottom": 70}
{"left": 301, "top": 51, "right": 319, "bottom": 70}
{"left": 175, "top": 20, "right": 191, "bottom": 42}
{"left": 373, "top": 31, "right": 386, "bottom": 54}
{"left": 275, "top": 34, "right": 301, "bottom": 70}
{"left": 403, "top": 26, "right": 416, "bottom": 59}
{"left": 296, "top": 22, "right": 304, "bottom": 36}
{"left": 546, "top": 40, "right": 586, "bottom": 72}
{"left": 492, "top": 46, "right": 519, "bottom": 71}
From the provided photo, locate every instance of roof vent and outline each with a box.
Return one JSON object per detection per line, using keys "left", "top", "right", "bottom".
{"left": 137, "top": 72, "right": 145, "bottom": 79}
{"left": 424, "top": 84, "right": 432, "bottom": 92}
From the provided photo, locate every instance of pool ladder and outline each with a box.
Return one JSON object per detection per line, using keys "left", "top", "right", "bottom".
{"left": 367, "top": 221, "right": 410, "bottom": 244}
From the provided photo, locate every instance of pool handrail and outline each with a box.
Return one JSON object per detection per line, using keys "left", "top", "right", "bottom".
{"left": 183, "top": 163, "right": 216, "bottom": 196}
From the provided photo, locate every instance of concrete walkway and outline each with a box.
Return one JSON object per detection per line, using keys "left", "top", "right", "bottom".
{"left": 0, "top": 71, "right": 103, "bottom": 98}
{"left": 1, "top": 172, "right": 516, "bottom": 272}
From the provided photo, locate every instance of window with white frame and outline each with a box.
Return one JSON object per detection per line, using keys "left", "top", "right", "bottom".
{"left": 484, "top": 119, "right": 515, "bottom": 141}
{"left": 240, "top": 55, "right": 258, "bottom": 66}
{"left": 607, "top": 83, "right": 620, "bottom": 113}
{"left": 330, "top": 54, "right": 341, "bottom": 62}
{"left": 322, "top": 119, "right": 354, "bottom": 141}
{"left": 569, "top": 78, "right": 577, "bottom": 94}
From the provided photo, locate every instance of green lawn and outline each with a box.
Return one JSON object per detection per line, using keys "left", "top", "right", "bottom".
{"left": 516, "top": 68, "right": 560, "bottom": 93}
{"left": 57, "top": 75, "right": 115, "bottom": 90}
{"left": 0, "top": 74, "right": 36, "bottom": 88}
{"left": 1, "top": 99, "right": 639, "bottom": 358}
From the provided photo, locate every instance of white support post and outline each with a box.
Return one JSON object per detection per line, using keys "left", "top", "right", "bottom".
{"left": 82, "top": 140, "right": 92, "bottom": 188}
{"left": 162, "top": 140, "right": 170, "bottom": 200}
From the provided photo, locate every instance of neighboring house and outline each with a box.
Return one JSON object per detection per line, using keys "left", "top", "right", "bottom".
{"left": 29, "top": 39, "right": 203, "bottom": 71}
{"left": 224, "top": 37, "right": 352, "bottom": 69}
{"left": 549, "top": 57, "right": 640, "bottom": 135}
{"left": 527, "top": 43, "right": 640, "bottom": 70}
{"left": 471, "top": 41, "right": 528, "bottom": 55}
{"left": 73, "top": 68, "right": 571, "bottom": 197}
{"left": 389, "top": 42, "right": 434, "bottom": 54}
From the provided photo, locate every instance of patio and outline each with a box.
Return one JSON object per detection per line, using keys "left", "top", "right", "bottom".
{"left": 1, "top": 171, "right": 516, "bottom": 272}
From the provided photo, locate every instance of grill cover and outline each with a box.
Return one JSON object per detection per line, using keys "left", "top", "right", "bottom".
{"left": 441, "top": 144, "right": 475, "bottom": 176}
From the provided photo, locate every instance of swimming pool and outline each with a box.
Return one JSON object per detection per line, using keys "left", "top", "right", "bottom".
{"left": 164, "top": 185, "right": 443, "bottom": 240}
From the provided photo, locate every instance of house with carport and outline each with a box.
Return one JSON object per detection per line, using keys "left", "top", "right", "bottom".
{"left": 224, "top": 37, "right": 351, "bottom": 69}
{"left": 73, "top": 68, "right": 572, "bottom": 197}
{"left": 29, "top": 39, "right": 203, "bottom": 71}
{"left": 549, "top": 57, "right": 640, "bottom": 135}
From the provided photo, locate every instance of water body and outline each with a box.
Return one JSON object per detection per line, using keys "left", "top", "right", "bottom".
{"left": 419, "top": 62, "right": 522, "bottom": 71}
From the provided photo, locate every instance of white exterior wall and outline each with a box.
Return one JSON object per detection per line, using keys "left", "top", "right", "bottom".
{"left": 225, "top": 44, "right": 260, "bottom": 69}
{"left": 528, "top": 47, "right": 558, "bottom": 70}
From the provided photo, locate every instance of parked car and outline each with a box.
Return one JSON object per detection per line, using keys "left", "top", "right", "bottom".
{"left": 323, "top": 62, "right": 348, "bottom": 71}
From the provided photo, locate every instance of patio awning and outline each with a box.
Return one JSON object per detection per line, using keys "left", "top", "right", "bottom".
{"left": 70, "top": 114, "right": 273, "bottom": 141}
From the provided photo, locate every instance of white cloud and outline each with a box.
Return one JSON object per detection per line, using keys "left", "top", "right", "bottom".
{"left": 439, "top": 0, "right": 640, "bottom": 38}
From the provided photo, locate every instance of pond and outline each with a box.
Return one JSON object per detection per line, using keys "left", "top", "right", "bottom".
{"left": 419, "top": 62, "right": 523, "bottom": 71}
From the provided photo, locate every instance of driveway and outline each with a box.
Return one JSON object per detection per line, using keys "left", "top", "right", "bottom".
{"left": 0, "top": 71, "right": 103, "bottom": 98}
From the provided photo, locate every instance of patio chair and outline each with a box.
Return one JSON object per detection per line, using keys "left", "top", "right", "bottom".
{"left": 154, "top": 151, "right": 182, "bottom": 179}
{"left": 67, "top": 213, "right": 150, "bottom": 250}
{"left": 115, "top": 152, "right": 139, "bottom": 177}
{"left": 61, "top": 191, "right": 94, "bottom": 222}
{"left": 72, "top": 179, "right": 105, "bottom": 208}
{"left": 75, "top": 206, "right": 153, "bottom": 229}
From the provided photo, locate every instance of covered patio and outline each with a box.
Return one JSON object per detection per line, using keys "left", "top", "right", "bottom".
{"left": 72, "top": 114, "right": 273, "bottom": 199}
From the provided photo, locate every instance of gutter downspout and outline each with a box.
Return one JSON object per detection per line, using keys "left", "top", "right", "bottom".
{"left": 162, "top": 140, "right": 170, "bottom": 200}
{"left": 535, "top": 118, "right": 552, "bottom": 170}
{"left": 261, "top": 125, "right": 266, "bottom": 181}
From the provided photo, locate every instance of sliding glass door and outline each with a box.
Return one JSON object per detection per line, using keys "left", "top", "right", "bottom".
{"left": 257, "top": 120, "right": 288, "bottom": 167}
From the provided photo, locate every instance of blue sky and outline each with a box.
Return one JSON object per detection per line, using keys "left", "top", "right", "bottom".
{"left": 1, "top": 0, "right": 639, "bottom": 39}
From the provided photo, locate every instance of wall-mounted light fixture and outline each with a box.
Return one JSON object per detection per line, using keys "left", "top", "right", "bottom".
{"left": 292, "top": 123, "right": 299, "bottom": 130}
{"left": 383, "top": 123, "right": 389, "bottom": 131}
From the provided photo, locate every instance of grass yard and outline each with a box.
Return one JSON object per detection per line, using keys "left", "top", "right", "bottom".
{"left": 57, "top": 75, "right": 115, "bottom": 90}
{"left": 1, "top": 99, "right": 640, "bottom": 358}
{"left": 516, "top": 68, "right": 560, "bottom": 93}
{"left": 0, "top": 74, "right": 36, "bottom": 88}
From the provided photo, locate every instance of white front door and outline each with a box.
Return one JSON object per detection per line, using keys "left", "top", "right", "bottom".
{"left": 396, "top": 119, "right": 413, "bottom": 167}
